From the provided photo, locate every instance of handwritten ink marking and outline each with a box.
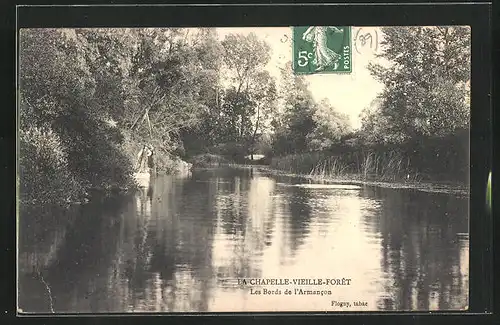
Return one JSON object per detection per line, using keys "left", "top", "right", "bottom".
{"left": 354, "top": 28, "right": 362, "bottom": 54}
{"left": 359, "top": 33, "right": 373, "bottom": 48}
{"left": 354, "top": 28, "right": 379, "bottom": 54}
{"left": 280, "top": 35, "right": 289, "bottom": 43}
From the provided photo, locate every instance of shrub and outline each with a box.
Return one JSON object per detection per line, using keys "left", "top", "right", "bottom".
{"left": 19, "top": 127, "right": 85, "bottom": 206}
{"left": 204, "top": 142, "right": 248, "bottom": 162}
{"left": 189, "top": 153, "right": 230, "bottom": 168}
{"left": 52, "top": 111, "right": 136, "bottom": 193}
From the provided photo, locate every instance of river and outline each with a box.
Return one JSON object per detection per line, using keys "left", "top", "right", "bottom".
{"left": 17, "top": 166, "right": 469, "bottom": 313}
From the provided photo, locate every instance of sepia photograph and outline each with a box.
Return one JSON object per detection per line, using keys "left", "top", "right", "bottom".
{"left": 17, "top": 25, "right": 470, "bottom": 313}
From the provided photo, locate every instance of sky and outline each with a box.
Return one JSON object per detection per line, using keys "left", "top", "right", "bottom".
{"left": 216, "top": 27, "right": 385, "bottom": 130}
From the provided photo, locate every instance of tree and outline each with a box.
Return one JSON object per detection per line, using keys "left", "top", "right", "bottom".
{"left": 219, "top": 33, "right": 275, "bottom": 155}
{"left": 307, "top": 98, "right": 352, "bottom": 151}
{"left": 367, "top": 26, "right": 471, "bottom": 141}
{"left": 179, "top": 28, "right": 226, "bottom": 154}
{"left": 124, "top": 29, "right": 205, "bottom": 149}
{"left": 220, "top": 87, "right": 255, "bottom": 141}
{"left": 271, "top": 62, "right": 317, "bottom": 155}
{"left": 247, "top": 70, "right": 277, "bottom": 159}
{"left": 359, "top": 98, "right": 400, "bottom": 144}
{"left": 19, "top": 29, "right": 134, "bottom": 192}
{"left": 74, "top": 28, "right": 221, "bottom": 158}
{"left": 221, "top": 32, "right": 271, "bottom": 94}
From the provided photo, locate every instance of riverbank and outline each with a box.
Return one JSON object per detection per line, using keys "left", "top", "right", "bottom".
{"left": 185, "top": 152, "right": 469, "bottom": 196}
{"left": 258, "top": 167, "right": 469, "bottom": 196}
{"left": 18, "top": 126, "right": 193, "bottom": 210}
{"left": 183, "top": 158, "right": 469, "bottom": 196}
{"left": 266, "top": 143, "right": 469, "bottom": 195}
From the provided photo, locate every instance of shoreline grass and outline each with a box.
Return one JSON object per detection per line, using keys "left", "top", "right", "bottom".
{"left": 188, "top": 153, "right": 265, "bottom": 168}
{"left": 260, "top": 167, "right": 469, "bottom": 196}
{"left": 267, "top": 151, "right": 468, "bottom": 195}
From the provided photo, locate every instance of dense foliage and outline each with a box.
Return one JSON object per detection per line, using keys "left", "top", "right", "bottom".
{"left": 362, "top": 26, "right": 470, "bottom": 142}
{"left": 18, "top": 26, "right": 470, "bottom": 207}
{"left": 271, "top": 26, "right": 470, "bottom": 182}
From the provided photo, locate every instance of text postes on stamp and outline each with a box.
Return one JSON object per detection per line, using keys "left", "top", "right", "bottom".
{"left": 293, "top": 26, "right": 352, "bottom": 74}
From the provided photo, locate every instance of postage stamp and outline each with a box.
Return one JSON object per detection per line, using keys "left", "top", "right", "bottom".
{"left": 293, "top": 26, "right": 352, "bottom": 74}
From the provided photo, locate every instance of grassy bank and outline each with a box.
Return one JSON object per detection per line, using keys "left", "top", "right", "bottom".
{"left": 270, "top": 151, "right": 418, "bottom": 182}
{"left": 264, "top": 167, "right": 468, "bottom": 196}
{"left": 188, "top": 153, "right": 271, "bottom": 168}
{"left": 267, "top": 152, "right": 468, "bottom": 196}
{"left": 19, "top": 126, "right": 137, "bottom": 208}
{"left": 270, "top": 131, "right": 469, "bottom": 186}
{"left": 19, "top": 127, "right": 87, "bottom": 207}
{"left": 188, "top": 153, "right": 231, "bottom": 168}
{"left": 270, "top": 149, "right": 468, "bottom": 193}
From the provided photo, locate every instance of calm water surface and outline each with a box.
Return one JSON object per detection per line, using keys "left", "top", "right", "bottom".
{"left": 18, "top": 166, "right": 469, "bottom": 313}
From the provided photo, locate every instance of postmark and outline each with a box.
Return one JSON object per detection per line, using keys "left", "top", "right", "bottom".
{"left": 293, "top": 26, "right": 352, "bottom": 74}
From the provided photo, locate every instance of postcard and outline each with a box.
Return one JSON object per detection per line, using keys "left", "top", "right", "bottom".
{"left": 17, "top": 25, "right": 470, "bottom": 313}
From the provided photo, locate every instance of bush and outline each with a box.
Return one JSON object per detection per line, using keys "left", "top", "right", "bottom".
{"left": 121, "top": 130, "right": 189, "bottom": 175}
{"left": 19, "top": 127, "right": 85, "bottom": 206}
{"left": 204, "top": 142, "right": 248, "bottom": 162}
{"left": 52, "top": 112, "right": 136, "bottom": 193}
{"left": 189, "top": 153, "right": 230, "bottom": 168}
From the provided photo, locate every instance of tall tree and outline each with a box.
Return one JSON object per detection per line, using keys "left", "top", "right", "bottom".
{"left": 126, "top": 29, "right": 205, "bottom": 149}
{"left": 271, "top": 62, "right": 317, "bottom": 155}
{"left": 221, "top": 32, "right": 271, "bottom": 94}
{"left": 307, "top": 98, "right": 352, "bottom": 151}
{"left": 247, "top": 70, "right": 277, "bottom": 159}
{"left": 178, "top": 28, "right": 226, "bottom": 155}
{"left": 219, "top": 33, "right": 275, "bottom": 152}
{"left": 367, "top": 26, "right": 471, "bottom": 141}
{"left": 77, "top": 28, "right": 221, "bottom": 157}
{"left": 359, "top": 97, "right": 396, "bottom": 144}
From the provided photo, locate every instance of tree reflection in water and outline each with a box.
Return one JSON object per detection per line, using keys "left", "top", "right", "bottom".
{"left": 284, "top": 186, "right": 313, "bottom": 256}
{"left": 360, "top": 186, "right": 469, "bottom": 311}
{"left": 18, "top": 167, "right": 469, "bottom": 313}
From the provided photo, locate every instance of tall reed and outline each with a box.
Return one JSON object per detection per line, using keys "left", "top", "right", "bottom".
{"left": 271, "top": 150, "right": 416, "bottom": 182}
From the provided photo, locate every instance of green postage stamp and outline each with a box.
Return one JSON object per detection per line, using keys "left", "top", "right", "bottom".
{"left": 293, "top": 26, "right": 352, "bottom": 74}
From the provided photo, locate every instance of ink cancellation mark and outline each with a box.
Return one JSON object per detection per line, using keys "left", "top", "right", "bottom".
{"left": 293, "top": 26, "right": 352, "bottom": 74}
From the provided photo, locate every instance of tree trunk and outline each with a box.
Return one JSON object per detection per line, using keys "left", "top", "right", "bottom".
{"left": 250, "top": 105, "right": 261, "bottom": 161}
{"left": 146, "top": 111, "right": 153, "bottom": 139}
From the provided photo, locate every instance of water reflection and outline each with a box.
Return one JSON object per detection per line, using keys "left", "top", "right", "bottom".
{"left": 361, "top": 187, "right": 469, "bottom": 311}
{"left": 18, "top": 167, "right": 469, "bottom": 313}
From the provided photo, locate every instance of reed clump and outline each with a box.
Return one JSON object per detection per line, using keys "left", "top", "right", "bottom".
{"left": 271, "top": 150, "right": 420, "bottom": 182}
